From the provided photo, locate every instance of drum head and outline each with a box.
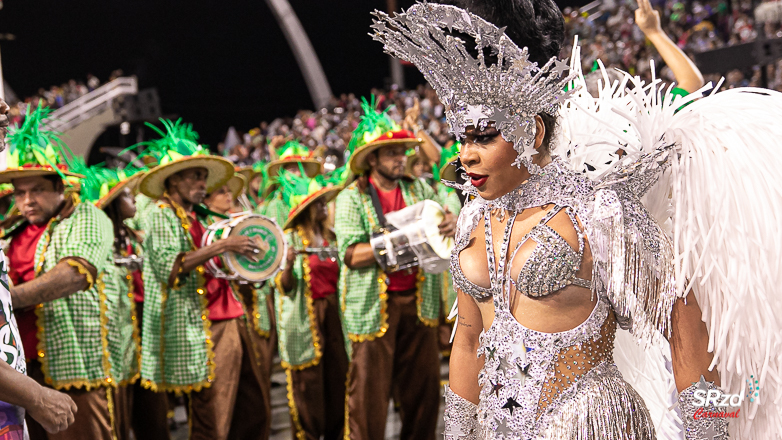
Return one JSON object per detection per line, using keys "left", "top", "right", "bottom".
{"left": 420, "top": 200, "right": 455, "bottom": 259}
{"left": 225, "top": 215, "right": 285, "bottom": 282}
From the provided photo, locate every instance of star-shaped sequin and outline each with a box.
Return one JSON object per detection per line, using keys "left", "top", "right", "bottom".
{"left": 370, "top": 20, "right": 387, "bottom": 33}
{"left": 552, "top": 58, "right": 570, "bottom": 76}
{"left": 693, "top": 375, "right": 711, "bottom": 393}
{"left": 702, "top": 421, "right": 721, "bottom": 440}
{"left": 510, "top": 342, "right": 531, "bottom": 364}
{"left": 497, "top": 356, "right": 512, "bottom": 372}
{"left": 501, "top": 397, "right": 522, "bottom": 415}
{"left": 491, "top": 380, "right": 504, "bottom": 397}
{"left": 512, "top": 363, "right": 531, "bottom": 387}
{"left": 489, "top": 109, "right": 511, "bottom": 126}
{"left": 443, "top": 422, "right": 467, "bottom": 437}
{"left": 495, "top": 417, "right": 512, "bottom": 437}
{"left": 486, "top": 346, "right": 497, "bottom": 360}
{"left": 464, "top": 105, "right": 487, "bottom": 127}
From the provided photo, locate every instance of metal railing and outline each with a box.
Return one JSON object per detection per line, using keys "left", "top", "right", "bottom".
{"left": 44, "top": 76, "right": 138, "bottom": 132}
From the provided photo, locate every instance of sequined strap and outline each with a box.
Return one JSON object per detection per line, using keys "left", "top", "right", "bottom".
{"left": 443, "top": 386, "right": 479, "bottom": 439}
{"left": 678, "top": 380, "right": 731, "bottom": 439}
{"left": 484, "top": 209, "right": 518, "bottom": 302}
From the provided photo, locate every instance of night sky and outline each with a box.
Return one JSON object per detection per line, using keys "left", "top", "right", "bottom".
{"left": 0, "top": 0, "right": 585, "bottom": 147}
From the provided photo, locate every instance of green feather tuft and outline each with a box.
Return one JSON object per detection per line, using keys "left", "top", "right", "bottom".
{"left": 347, "top": 96, "right": 401, "bottom": 155}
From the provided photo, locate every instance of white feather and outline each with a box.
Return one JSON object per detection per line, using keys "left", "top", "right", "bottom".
{"left": 557, "top": 40, "right": 782, "bottom": 438}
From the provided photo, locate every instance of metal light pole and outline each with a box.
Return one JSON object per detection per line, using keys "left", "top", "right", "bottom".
{"left": 265, "top": 0, "right": 333, "bottom": 109}
{"left": 0, "top": 33, "right": 15, "bottom": 101}
{"left": 387, "top": 0, "right": 405, "bottom": 88}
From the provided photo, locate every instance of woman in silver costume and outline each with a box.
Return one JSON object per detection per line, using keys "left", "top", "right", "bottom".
{"left": 366, "top": 0, "right": 782, "bottom": 438}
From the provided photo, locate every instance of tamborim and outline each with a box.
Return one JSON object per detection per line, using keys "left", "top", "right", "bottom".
{"left": 370, "top": 200, "right": 455, "bottom": 274}
{"left": 201, "top": 213, "right": 286, "bottom": 282}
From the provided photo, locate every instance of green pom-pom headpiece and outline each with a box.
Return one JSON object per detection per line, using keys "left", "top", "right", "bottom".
{"left": 277, "top": 169, "right": 323, "bottom": 208}
{"left": 347, "top": 96, "right": 401, "bottom": 156}
{"left": 76, "top": 160, "right": 147, "bottom": 205}
{"left": 126, "top": 118, "right": 208, "bottom": 165}
{"left": 316, "top": 164, "right": 349, "bottom": 188}
{"left": 432, "top": 142, "right": 461, "bottom": 183}
{"left": 6, "top": 103, "right": 77, "bottom": 178}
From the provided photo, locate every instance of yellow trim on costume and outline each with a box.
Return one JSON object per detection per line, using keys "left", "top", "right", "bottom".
{"left": 65, "top": 258, "right": 95, "bottom": 290}
{"left": 249, "top": 284, "right": 271, "bottom": 338}
{"left": 142, "top": 197, "right": 215, "bottom": 395}
{"left": 278, "top": 227, "right": 324, "bottom": 370}
{"left": 285, "top": 369, "right": 307, "bottom": 440}
{"left": 121, "top": 261, "right": 142, "bottom": 386}
{"left": 343, "top": 368, "right": 351, "bottom": 440}
{"left": 346, "top": 190, "right": 390, "bottom": 342}
{"left": 107, "top": 384, "right": 117, "bottom": 440}
{"left": 415, "top": 269, "right": 438, "bottom": 327}
{"left": 32, "top": 207, "right": 115, "bottom": 391}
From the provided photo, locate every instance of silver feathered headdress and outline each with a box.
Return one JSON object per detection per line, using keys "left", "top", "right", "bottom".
{"left": 371, "top": 2, "right": 577, "bottom": 167}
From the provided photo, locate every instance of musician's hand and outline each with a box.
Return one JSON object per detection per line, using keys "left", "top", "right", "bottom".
{"left": 438, "top": 207, "right": 457, "bottom": 238}
{"left": 222, "top": 236, "right": 259, "bottom": 261}
{"left": 286, "top": 246, "right": 297, "bottom": 264}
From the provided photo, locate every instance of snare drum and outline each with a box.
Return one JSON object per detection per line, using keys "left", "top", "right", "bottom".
{"left": 202, "top": 213, "right": 286, "bottom": 282}
{"left": 371, "top": 200, "right": 455, "bottom": 274}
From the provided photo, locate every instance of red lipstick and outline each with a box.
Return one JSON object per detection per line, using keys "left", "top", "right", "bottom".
{"left": 466, "top": 173, "right": 488, "bottom": 188}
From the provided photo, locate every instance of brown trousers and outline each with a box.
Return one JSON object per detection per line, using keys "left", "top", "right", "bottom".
{"left": 188, "top": 316, "right": 271, "bottom": 440}
{"left": 122, "top": 302, "right": 171, "bottom": 440}
{"left": 345, "top": 290, "right": 441, "bottom": 440}
{"left": 287, "top": 294, "right": 349, "bottom": 440}
{"left": 25, "top": 360, "right": 113, "bottom": 440}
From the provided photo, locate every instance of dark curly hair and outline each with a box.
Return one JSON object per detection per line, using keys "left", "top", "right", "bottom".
{"left": 442, "top": 0, "right": 565, "bottom": 67}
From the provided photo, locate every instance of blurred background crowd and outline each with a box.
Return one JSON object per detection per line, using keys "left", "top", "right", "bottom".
{"left": 10, "top": 0, "right": 782, "bottom": 165}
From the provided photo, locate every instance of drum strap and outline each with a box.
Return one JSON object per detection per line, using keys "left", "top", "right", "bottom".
{"left": 366, "top": 184, "right": 388, "bottom": 227}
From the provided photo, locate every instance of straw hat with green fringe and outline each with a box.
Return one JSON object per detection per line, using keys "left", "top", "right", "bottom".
{"left": 221, "top": 173, "right": 246, "bottom": 200}
{"left": 266, "top": 140, "right": 321, "bottom": 179}
{"left": 279, "top": 169, "right": 345, "bottom": 230}
{"left": 434, "top": 141, "right": 461, "bottom": 183}
{"left": 347, "top": 97, "right": 421, "bottom": 175}
{"left": 73, "top": 159, "right": 148, "bottom": 210}
{"left": 0, "top": 103, "right": 84, "bottom": 184}
{"left": 132, "top": 119, "right": 234, "bottom": 199}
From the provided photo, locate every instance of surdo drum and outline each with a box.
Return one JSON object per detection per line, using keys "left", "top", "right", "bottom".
{"left": 201, "top": 213, "right": 286, "bottom": 282}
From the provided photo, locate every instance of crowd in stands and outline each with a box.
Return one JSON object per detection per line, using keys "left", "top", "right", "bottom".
{"left": 221, "top": 0, "right": 782, "bottom": 164}
{"left": 13, "top": 0, "right": 782, "bottom": 164}
{"left": 6, "top": 69, "right": 123, "bottom": 127}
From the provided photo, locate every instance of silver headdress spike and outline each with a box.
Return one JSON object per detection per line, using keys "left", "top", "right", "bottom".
{"left": 371, "top": 2, "right": 578, "bottom": 170}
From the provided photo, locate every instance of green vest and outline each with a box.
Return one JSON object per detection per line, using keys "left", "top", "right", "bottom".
{"left": 334, "top": 178, "right": 441, "bottom": 342}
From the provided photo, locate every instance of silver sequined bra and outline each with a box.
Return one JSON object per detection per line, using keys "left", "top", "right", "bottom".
{"left": 449, "top": 172, "right": 656, "bottom": 439}
{"left": 451, "top": 204, "right": 591, "bottom": 301}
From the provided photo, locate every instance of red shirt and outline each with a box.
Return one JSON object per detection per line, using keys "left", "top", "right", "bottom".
{"left": 128, "top": 243, "right": 145, "bottom": 303}
{"left": 189, "top": 215, "right": 245, "bottom": 321}
{"left": 8, "top": 223, "right": 48, "bottom": 361}
{"left": 369, "top": 177, "right": 418, "bottom": 292}
{"left": 308, "top": 238, "right": 339, "bottom": 299}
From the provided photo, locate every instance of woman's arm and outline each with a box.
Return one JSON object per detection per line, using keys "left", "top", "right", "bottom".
{"left": 668, "top": 291, "right": 719, "bottom": 391}
{"left": 635, "top": 0, "right": 704, "bottom": 92}
{"left": 449, "top": 289, "right": 485, "bottom": 403}
{"left": 668, "top": 291, "right": 731, "bottom": 438}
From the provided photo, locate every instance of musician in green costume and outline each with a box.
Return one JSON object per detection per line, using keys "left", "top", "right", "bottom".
{"left": 132, "top": 119, "right": 269, "bottom": 440}
{"left": 333, "top": 98, "right": 456, "bottom": 440}
{"left": 431, "top": 142, "right": 463, "bottom": 354}
{"left": 0, "top": 105, "right": 116, "bottom": 439}
{"left": 274, "top": 171, "right": 349, "bottom": 440}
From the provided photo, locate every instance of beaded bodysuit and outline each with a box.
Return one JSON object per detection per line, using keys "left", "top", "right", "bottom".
{"left": 447, "top": 157, "right": 656, "bottom": 439}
